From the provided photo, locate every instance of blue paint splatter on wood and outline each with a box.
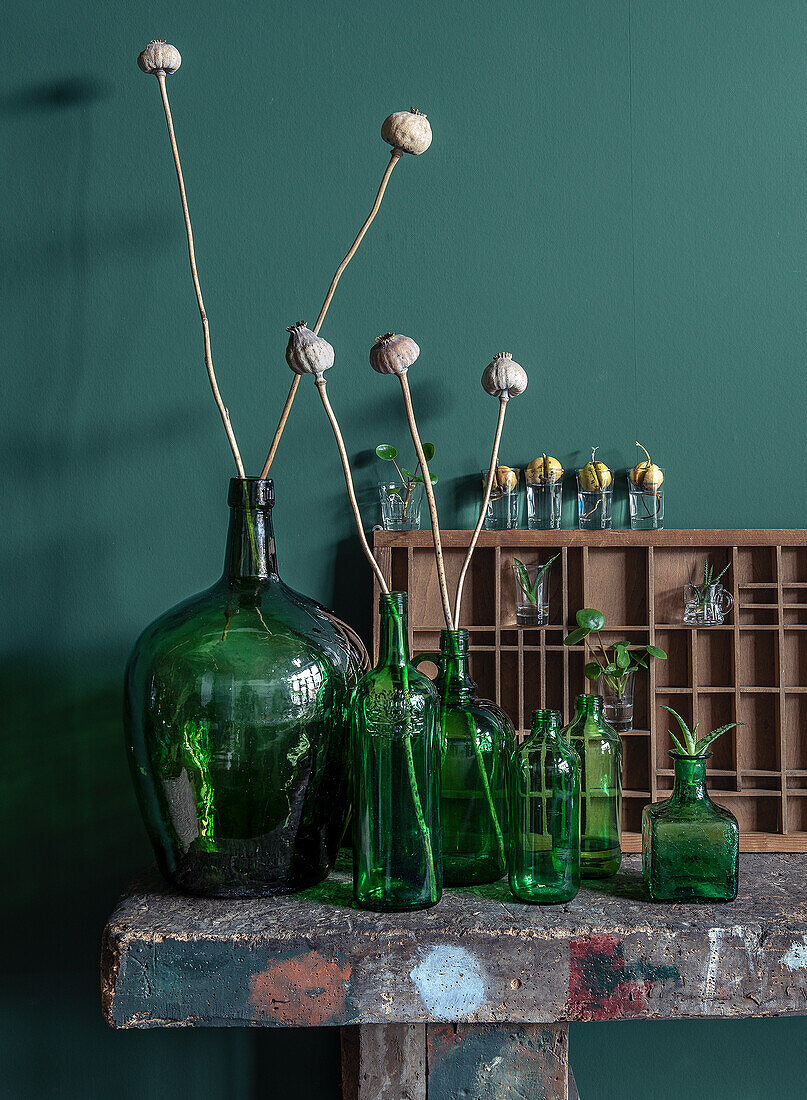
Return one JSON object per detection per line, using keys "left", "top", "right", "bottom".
{"left": 410, "top": 944, "right": 486, "bottom": 1017}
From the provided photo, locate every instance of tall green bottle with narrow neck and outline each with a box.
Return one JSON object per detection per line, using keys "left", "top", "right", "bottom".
{"left": 562, "top": 694, "right": 622, "bottom": 878}
{"left": 351, "top": 592, "right": 442, "bottom": 911}
{"left": 509, "top": 708, "right": 580, "bottom": 903}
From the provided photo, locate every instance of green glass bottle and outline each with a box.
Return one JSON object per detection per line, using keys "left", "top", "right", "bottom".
{"left": 125, "top": 478, "right": 362, "bottom": 897}
{"left": 413, "top": 630, "right": 514, "bottom": 885}
{"left": 563, "top": 694, "right": 622, "bottom": 878}
{"left": 642, "top": 753, "right": 739, "bottom": 902}
{"left": 352, "top": 592, "right": 442, "bottom": 911}
{"left": 509, "top": 709, "right": 581, "bottom": 903}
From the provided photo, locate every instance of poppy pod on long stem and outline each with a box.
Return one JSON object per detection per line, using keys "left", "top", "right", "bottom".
{"left": 260, "top": 109, "right": 433, "bottom": 478}
{"left": 370, "top": 334, "right": 454, "bottom": 630}
{"left": 454, "top": 354, "right": 528, "bottom": 626}
{"left": 284, "top": 324, "right": 389, "bottom": 595}
{"left": 138, "top": 41, "right": 246, "bottom": 478}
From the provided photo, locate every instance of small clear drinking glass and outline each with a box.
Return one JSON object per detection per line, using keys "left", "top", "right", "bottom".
{"left": 600, "top": 671, "right": 635, "bottom": 732}
{"left": 379, "top": 481, "right": 423, "bottom": 530}
{"left": 576, "top": 475, "right": 612, "bottom": 530}
{"left": 483, "top": 469, "right": 521, "bottom": 530}
{"left": 525, "top": 477, "right": 563, "bottom": 530}
{"left": 628, "top": 474, "right": 664, "bottom": 530}
{"left": 683, "top": 583, "right": 734, "bottom": 625}
{"left": 512, "top": 563, "right": 550, "bottom": 626}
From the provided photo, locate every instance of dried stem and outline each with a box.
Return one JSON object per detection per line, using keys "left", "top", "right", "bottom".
{"left": 398, "top": 372, "right": 454, "bottom": 630}
{"left": 454, "top": 396, "right": 508, "bottom": 625}
{"left": 315, "top": 379, "right": 389, "bottom": 595}
{"left": 156, "top": 72, "right": 245, "bottom": 478}
{"left": 260, "top": 149, "right": 404, "bottom": 478}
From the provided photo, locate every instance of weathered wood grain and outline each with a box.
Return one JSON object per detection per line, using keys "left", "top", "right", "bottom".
{"left": 102, "top": 854, "right": 807, "bottom": 1030}
{"left": 342, "top": 1023, "right": 426, "bottom": 1100}
{"left": 427, "top": 1023, "right": 568, "bottom": 1099}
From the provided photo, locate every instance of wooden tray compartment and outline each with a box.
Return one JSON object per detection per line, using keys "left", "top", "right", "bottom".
{"left": 374, "top": 529, "right": 807, "bottom": 852}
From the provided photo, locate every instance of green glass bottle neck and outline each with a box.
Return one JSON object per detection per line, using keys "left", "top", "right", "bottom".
{"left": 526, "top": 708, "right": 564, "bottom": 746}
{"left": 435, "top": 630, "right": 476, "bottom": 703}
{"left": 378, "top": 593, "right": 410, "bottom": 666}
{"left": 222, "top": 479, "right": 278, "bottom": 584}
{"left": 575, "top": 693, "right": 604, "bottom": 719}
{"left": 671, "top": 755, "right": 709, "bottom": 803}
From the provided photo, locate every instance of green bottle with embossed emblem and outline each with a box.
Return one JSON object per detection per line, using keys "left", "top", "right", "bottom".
{"left": 351, "top": 591, "right": 442, "bottom": 911}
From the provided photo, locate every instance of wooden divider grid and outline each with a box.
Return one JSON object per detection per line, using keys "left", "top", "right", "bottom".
{"left": 373, "top": 529, "right": 807, "bottom": 853}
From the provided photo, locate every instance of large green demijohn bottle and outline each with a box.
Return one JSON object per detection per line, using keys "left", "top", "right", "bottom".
{"left": 124, "top": 478, "right": 363, "bottom": 897}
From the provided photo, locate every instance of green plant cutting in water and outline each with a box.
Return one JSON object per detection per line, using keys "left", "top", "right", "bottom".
{"left": 376, "top": 442, "right": 438, "bottom": 521}
{"left": 513, "top": 553, "right": 560, "bottom": 607}
{"left": 563, "top": 607, "right": 667, "bottom": 697}
{"left": 688, "top": 557, "right": 731, "bottom": 609}
{"left": 661, "top": 705, "right": 742, "bottom": 757}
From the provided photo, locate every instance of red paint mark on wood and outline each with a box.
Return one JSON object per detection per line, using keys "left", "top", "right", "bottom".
{"left": 568, "top": 933, "right": 651, "bottom": 1021}
{"left": 249, "top": 951, "right": 350, "bottom": 1026}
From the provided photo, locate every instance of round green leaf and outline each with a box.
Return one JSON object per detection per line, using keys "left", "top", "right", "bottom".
{"left": 576, "top": 608, "right": 605, "bottom": 632}
{"left": 615, "top": 645, "right": 630, "bottom": 669}
{"left": 376, "top": 444, "right": 397, "bottom": 461}
{"left": 422, "top": 442, "right": 435, "bottom": 462}
{"left": 583, "top": 662, "right": 602, "bottom": 681}
{"left": 563, "top": 626, "right": 589, "bottom": 646}
{"left": 646, "top": 645, "right": 668, "bottom": 659}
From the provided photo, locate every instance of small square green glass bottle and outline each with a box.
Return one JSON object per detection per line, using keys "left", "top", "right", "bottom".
{"left": 642, "top": 707, "right": 740, "bottom": 902}
{"left": 562, "top": 694, "right": 622, "bottom": 878}
{"left": 509, "top": 709, "right": 581, "bottom": 903}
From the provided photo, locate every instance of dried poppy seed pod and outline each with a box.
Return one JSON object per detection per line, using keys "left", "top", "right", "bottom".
{"left": 285, "top": 322, "right": 334, "bottom": 380}
{"left": 381, "top": 109, "right": 432, "bottom": 155}
{"left": 481, "top": 352, "right": 528, "bottom": 400}
{"left": 370, "top": 332, "right": 420, "bottom": 375}
{"left": 138, "top": 40, "right": 182, "bottom": 75}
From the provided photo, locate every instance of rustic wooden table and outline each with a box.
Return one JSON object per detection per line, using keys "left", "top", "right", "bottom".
{"left": 102, "top": 854, "right": 807, "bottom": 1099}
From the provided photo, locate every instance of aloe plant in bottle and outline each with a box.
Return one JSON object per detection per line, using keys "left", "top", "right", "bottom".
{"left": 414, "top": 629, "right": 513, "bottom": 885}
{"left": 509, "top": 709, "right": 580, "bottom": 903}
{"left": 352, "top": 592, "right": 442, "bottom": 911}
{"left": 562, "top": 694, "right": 622, "bottom": 878}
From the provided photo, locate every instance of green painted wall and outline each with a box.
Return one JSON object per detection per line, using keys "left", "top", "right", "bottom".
{"left": 2, "top": 0, "right": 806, "bottom": 1096}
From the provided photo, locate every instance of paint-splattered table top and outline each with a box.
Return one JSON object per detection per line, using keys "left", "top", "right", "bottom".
{"left": 102, "top": 854, "right": 807, "bottom": 1029}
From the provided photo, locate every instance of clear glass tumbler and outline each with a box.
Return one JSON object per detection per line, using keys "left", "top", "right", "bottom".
{"left": 483, "top": 468, "right": 521, "bottom": 530}
{"left": 628, "top": 475, "right": 664, "bottom": 530}
{"left": 600, "top": 670, "right": 635, "bottom": 733}
{"left": 525, "top": 479, "right": 562, "bottom": 530}
{"left": 511, "top": 562, "right": 550, "bottom": 625}
{"left": 379, "top": 481, "right": 424, "bottom": 530}
{"left": 577, "top": 476, "right": 612, "bottom": 530}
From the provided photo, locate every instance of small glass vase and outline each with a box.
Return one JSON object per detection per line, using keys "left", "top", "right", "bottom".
{"left": 525, "top": 478, "right": 562, "bottom": 530}
{"left": 511, "top": 562, "right": 550, "bottom": 626}
{"left": 600, "top": 670, "right": 635, "bottom": 732}
{"left": 379, "top": 481, "right": 423, "bottom": 530}
{"left": 124, "top": 478, "right": 362, "bottom": 897}
{"left": 414, "top": 630, "right": 514, "bottom": 886}
{"left": 683, "top": 582, "right": 733, "bottom": 625}
{"left": 562, "top": 694, "right": 622, "bottom": 878}
{"left": 642, "top": 753, "right": 739, "bottom": 902}
{"left": 628, "top": 475, "right": 664, "bottom": 530}
{"left": 509, "top": 709, "right": 581, "bottom": 904}
{"left": 576, "top": 476, "right": 613, "bottom": 530}
{"left": 483, "top": 468, "right": 521, "bottom": 530}
{"left": 351, "top": 591, "right": 442, "bottom": 911}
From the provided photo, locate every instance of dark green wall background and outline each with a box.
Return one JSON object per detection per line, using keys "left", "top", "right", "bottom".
{"left": 3, "top": 1, "right": 807, "bottom": 1096}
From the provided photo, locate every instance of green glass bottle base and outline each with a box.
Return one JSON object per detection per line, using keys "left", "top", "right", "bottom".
{"left": 646, "top": 875, "right": 737, "bottom": 903}
{"left": 354, "top": 886, "right": 440, "bottom": 912}
{"left": 443, "top": 855, "right": 504, "bottom": 886}
{"left": 580, "top": 838, "right": 621, "bottom": 879}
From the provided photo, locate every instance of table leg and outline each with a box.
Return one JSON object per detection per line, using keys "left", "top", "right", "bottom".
{"left": 341, "top": 1022, "right": 570, "bottom": 1099}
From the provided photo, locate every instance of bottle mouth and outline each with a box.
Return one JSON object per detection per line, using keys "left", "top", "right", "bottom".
{"left": 379, "top": 590, "right": 407, "bottom": 613}
{"left": 669, "top": 751, "right": 712, "bottom": 761}
{"left": 439, "top": 628, "right": 469, "bottom": 653}
{"left": 228, "top": 478, "right": 274, "bottom": 508}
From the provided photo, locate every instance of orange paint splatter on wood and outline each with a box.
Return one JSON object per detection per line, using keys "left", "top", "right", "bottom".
{"left": 249, "top": 952, "right": 350, "bottom": 1026}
